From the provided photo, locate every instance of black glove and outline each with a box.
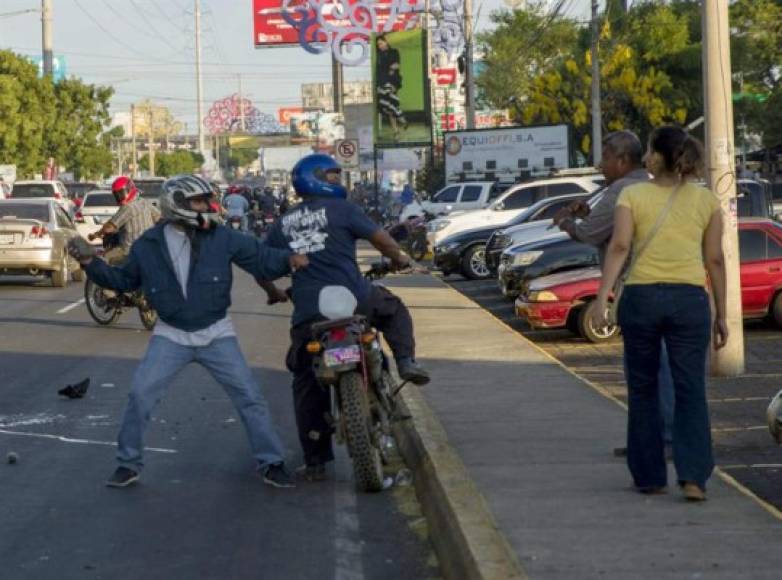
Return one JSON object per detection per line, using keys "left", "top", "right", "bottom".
{"left": 68, "top": 236, "right": 97, "bottom": 265}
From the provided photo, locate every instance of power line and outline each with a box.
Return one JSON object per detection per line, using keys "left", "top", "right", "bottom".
{"left": 128, "top": 0, "right": 182, "bottom": 52}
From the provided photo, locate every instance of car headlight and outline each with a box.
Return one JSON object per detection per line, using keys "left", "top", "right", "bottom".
{"left": 528, "top": 290, "right": 559, "bottom": 302}
{"left": 511, "top": 251, "right": 543, "bottom": 267}
{"left": 435, "top": 241, "right": 461, "bottom": 254}
{"left": 428, "top": 220, "right": 450, "bottom": 233}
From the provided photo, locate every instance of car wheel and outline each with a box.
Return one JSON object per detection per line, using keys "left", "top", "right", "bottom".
{"left": 578, "top": 300, "right": 619, "bottom": 343}
{"left": 460, "top": 244, "right": 491, "bottom": 280}
{"left": 51, "top": 255, "right": 69, "bottom": 288}
{"left": 772, "top": 292, "right": 782, "bottom": 328}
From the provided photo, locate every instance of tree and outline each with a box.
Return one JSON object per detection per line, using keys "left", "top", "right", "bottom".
{"left": 138, "top": 150, "right": 204, "bottom": 176}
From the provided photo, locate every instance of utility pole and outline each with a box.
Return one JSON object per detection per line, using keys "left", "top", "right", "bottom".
{"left": 331, "top": 55, "right": 344, "bottom": 114}
{"left": 147, "top": 107, "right": 156, "bottom": 177}
{"left": 590, "top": 0, "right": 602, "bottom": 166}
{"left": 702, "top": 0, "right": 744, "bottom": 376}
{"left": 463, "top": 0, "right": 476, "bottom": 129}
{"left": 194, "top": 0, "right": 205, "bottom": 155}
{"left": 237, "top": 74, "right": 246, "bottom": 132}
{"left": 131, "top": 104, "right": 138, "bottom": 178}
{"left": 41, "top": 0, "right": 53, "bottom": 77}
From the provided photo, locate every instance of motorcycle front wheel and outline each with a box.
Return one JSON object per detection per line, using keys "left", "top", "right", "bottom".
{"left": 84, "top": 280, "right": 121, "bottom": 326}
{"left": 340, "top": 371, "right": 385, "bottom": 492}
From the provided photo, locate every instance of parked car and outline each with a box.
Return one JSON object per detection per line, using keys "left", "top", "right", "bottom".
{"left": 0, "top": 199, "right": 85, "bottom": 287}
{"left": 736, "top": 179, "right": 774, "bottom": 219}
{"left": 432, "top": 193, "right": 592, "bottom": 279}
{"left": 135, "top": 178, "right": 166, "bottom": 207}
{"left": 74, "top": 190, "right": 117, "bottom": 244}
{"left": 497, "top": 234, "right": 599, "bottom": 298}
{"left": 399, "top": 181, "right": 502, "bottom": 222}
{"left": 10, "top": 180, "right": 74, "bottom": 215}
{"left": 514, "top": 218, "right": 782, "bottom": 342}
{"left": 427, "top": 172, "right": 604, "bottom": 247}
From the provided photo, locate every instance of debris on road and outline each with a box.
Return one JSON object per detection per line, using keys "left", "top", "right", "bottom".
{"left": 58, "top": 378, "right": 90, "bottom": 399}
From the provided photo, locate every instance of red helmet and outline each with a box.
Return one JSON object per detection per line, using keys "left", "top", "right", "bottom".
{"left": 111, "top": 176, "right": 138, "bottom": 205}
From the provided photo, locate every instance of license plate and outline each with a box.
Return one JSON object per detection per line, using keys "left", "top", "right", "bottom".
{"left": 323, "top": 345, "right": 361, "bottom": 367}
{"left": 0, "top": 233, "right": 15, "bottom": 245}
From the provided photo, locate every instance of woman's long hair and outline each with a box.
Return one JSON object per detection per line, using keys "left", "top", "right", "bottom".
{"left": 649, "top": 126, "right": 705, "bottom": 179}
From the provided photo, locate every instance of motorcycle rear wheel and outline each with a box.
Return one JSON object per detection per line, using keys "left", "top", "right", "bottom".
{"left": 84, "top": 280, "right": 121, "bottom": 326}
{"left": 340, "top": 371, "right": 385, "bottom": 492}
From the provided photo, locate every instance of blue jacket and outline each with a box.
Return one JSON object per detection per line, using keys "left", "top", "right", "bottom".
{"left": 85, "top": 223, "right": 291, "bottom": 332}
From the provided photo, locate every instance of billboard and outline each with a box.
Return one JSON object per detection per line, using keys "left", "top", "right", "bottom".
{"left": 290, "top": 112, "right": 345, "bottom": 151}
{"left": 252, "top": 0, "right": 418, "bottom": 50}
{"left": 443, "top": 125, "right": 571, "bottom": 183}
{"left": 278, "top": 107, "right": 305, "bottom": 125}
{"left": 371, "top": 29, "right": 431, "bottom": 148}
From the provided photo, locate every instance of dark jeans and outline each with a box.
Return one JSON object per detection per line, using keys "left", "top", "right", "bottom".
{"left": 619, "top": 284, "right": 714, "bottom": 490}
{"left": 286, "top": 285, "right": 415, "bottom": 465}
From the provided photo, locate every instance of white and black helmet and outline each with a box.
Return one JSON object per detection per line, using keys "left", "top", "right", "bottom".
{"left": 767, "top": 389, "right": 782, "bottom": 445}
{"left": 160, "top": 174, "right": 219, "bottom": 229}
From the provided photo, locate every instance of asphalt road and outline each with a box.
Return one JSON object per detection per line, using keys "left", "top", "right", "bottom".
{"left": 0, "top": 272, "right": 436, "bottom": 580}
{"left": 443, "top": 274, "right": 782, "bottom": 512}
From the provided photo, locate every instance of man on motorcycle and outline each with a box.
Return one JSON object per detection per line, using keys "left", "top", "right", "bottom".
{"left": 222, "top": 186, "right": 250, "bottom": 231}
{"left": 89, "top": 176, "right": 160, "bottom": 264}
{"left": 67, "top": 174, "right": 308, "bottom": 489}
{"left": 265, "top": 154, "right": 430, "bottom": 481}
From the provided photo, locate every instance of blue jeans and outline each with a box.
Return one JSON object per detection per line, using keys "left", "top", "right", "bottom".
{"left": 117, "top": 336, "right": 285, "bottom": 471}
{"left": 624, "top": 341, "right": 674, "bottom": 444}
{"left": 619, "top": 284, "right": 714, "bottom": 490}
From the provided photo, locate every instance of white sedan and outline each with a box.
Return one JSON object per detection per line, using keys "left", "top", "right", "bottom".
{"left": 75, "top": 190, "right": 117, "bottom": 244}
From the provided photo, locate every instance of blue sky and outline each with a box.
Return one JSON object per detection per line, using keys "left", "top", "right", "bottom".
{"left": 0, "top": 1, "right": 590, "bottom": 130}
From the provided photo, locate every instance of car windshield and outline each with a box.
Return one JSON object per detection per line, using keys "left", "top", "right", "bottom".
{"left": 0, "top": 203, "right": 50, "bottom": 221}
{"left": 83, "top": 193, "right": 116, "bottom": 207}
{"left": 136, "top": 181, "right": 164, "bottom": 199}
{"left": 11, "top": 184, "right": 56, "bottom": 198}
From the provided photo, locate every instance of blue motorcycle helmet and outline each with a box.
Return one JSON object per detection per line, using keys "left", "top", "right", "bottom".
{"left": 291, "top": 154, "right": 347, "bottom": 199}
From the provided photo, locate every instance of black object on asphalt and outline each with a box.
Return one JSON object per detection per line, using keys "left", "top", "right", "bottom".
{"left": 58, "top": 378, "right": 90, "bottom": 399}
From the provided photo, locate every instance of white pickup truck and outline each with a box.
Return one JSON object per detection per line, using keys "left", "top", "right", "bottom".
{"left": 399, "top": 181, "right": 501, "bottom": 221}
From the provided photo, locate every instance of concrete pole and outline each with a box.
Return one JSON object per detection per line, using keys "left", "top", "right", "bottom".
{"left": 702, "top": 0, "right": 744, "bottom": 376}
{"left": 195, "top": 0, "right": 206, "bottom": 155}
{"left": 147, "top": 107, "right": 156, "bottom": 177}
{"left": 131, "top": 104, "right": 138, "bottom": 178}
{"left": 590, "top": 0, "right": 602, "bottom": 166}
{"left": 238, "top": 74, "right": 245, "bottom": 132}
{"left": 463, "top": 0, "right": 476, "bottom": 129}
{"left": 331, "top": 54, "right": 344, "bottom": 114}
{"left": 41, "top": 0, "right": 53, "bottom": 78}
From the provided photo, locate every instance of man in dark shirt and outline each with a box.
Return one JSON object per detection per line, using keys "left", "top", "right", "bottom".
{"left": 266, "top": 154, "right": 429, "bottom": 480}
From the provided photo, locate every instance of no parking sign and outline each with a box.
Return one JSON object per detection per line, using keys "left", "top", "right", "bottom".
{"left": 335, "top": 139, "right": 359, "bottom": 168}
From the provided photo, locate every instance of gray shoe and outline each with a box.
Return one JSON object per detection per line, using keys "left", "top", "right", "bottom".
{"left": 261, "top": 462, "right": 296, "bottom": 488}
{"left": 397, "top": 359, "right": 430, "bottom": 386}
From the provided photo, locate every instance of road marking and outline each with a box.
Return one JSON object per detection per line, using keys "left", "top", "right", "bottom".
{"left": 0, "top": 428, "right": 177, "bottom": 453}
{"left": 56, "top": 298, "right": 85, "bottom": 314}
{"left": 333, "top": 464, "right": 365, "bottom": 580}
{"left": 711, "top": 425, "right": 767, "bottom": 433}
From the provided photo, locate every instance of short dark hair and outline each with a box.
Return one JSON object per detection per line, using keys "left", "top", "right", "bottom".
{"left": 602, "top": 131, "right": 643, "bottom": 166}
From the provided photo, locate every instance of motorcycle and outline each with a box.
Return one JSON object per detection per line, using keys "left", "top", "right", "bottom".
{"left": 387, "top": 214, "right": 430, "bottom": 262}
{"left": 305, "top": 261, "right": 409, "bottom": 492}
{"left": 83, "top": 235, "right": 157, "bottom": 330}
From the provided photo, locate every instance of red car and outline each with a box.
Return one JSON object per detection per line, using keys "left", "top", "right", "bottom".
{"left": 516, "top": 218, "right": 782, "bottom": 342}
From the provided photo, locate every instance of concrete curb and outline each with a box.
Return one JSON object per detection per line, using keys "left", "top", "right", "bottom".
{"left": 392, "top": 383, "right": 527, "bottom": 580}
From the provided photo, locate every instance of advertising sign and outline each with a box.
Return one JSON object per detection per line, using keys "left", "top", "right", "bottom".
{"left": 335, "top": 139, "right": 359, "bottom": 168}
{"left": 290, "top": 112, "right": 345, "bottom": 151}
{"left": 443, "top": 125, "right": 570, "bottom": 182}
{"left": 371, "top": 29, "right": 431, "bottom": 148}
{"left": 30, "top": 55, "right": 66, "bottom": 82}
{"left": 278, "top": 107, "right": 305, "bottom": 125}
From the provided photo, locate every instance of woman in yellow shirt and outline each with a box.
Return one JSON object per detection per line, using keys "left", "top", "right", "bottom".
{"left": 594, "top": 126, "right": 728, "bottom": 501}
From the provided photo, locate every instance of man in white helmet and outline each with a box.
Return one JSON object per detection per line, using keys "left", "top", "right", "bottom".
{"left": 68, "top": 174, "right": 308, "bottom": 489}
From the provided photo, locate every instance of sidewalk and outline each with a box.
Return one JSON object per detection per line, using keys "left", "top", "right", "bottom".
{"left": 379, "top": 269, "right": 782, "bottom": 579}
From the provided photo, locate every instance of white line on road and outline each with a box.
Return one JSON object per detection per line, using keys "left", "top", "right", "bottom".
{"left": 0, "top": 428, "right": 177, "bottom": 453}
{"left": 56, "top": 298, "right": 85, "bottom": 314}
{"left": 333, "top": 464, "right": 365, "bottom": 580}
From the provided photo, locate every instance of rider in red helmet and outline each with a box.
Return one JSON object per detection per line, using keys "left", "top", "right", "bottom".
{"left": 89, "top": 176, "right": 160, "bottom": 264}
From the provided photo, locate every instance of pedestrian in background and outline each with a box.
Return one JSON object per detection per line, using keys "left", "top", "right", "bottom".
{"left": 554, "top": 131, "right": 675, "bottom": 455}
{"left": 593, "top": 126, "right": 728, "bottom": 501}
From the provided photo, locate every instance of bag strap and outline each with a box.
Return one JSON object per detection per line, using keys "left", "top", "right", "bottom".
{"left": 622, "top": 183, "right": 682, "bottom": 281}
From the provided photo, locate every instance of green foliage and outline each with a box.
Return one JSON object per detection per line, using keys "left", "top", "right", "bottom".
{"left": 477, "top": 0, "right": 782, "bottom": 156}
{"left": 415, "top": 154, "right": 444, "bottom": 197}
{"left": 0, "top": 50, "right": 115, "bottom": 179}
{"left": 225, "top": 148, "right": 258, "bottom": 170}
{"left": 139, "top": 150, "right": 204, "bottom": 177}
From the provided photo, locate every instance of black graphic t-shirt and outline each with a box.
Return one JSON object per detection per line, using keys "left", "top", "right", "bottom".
{"left": 267, "top": 197, "right": 380, "bottom": 326}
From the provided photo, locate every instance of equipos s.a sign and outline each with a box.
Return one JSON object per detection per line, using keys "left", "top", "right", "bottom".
{"left": 443, "top": 124, "right": 571, "bottom": 183}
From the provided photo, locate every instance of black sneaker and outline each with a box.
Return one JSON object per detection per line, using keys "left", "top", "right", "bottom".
{"left": 106, "top": 466, "right": 140, "bottom": 488}
{"left": 262, "top": 462, "right": 296, "bottom": 488}
{"left": 397, "top": 359, "right": 430, "bottom": 386}
{"left": 295, "top": 463, "right": 327, "bottom": 482}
